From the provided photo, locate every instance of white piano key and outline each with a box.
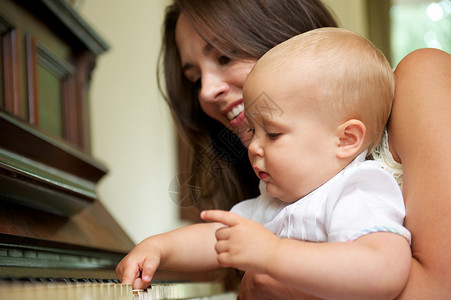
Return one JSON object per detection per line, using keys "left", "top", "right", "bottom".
{"left": 0, "top": 280, "right": 227, "bottom": 300}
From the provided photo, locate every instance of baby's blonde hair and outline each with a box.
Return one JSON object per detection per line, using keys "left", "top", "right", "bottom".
{"left": 255, "top": 27, "right": 395, "bottom": 153}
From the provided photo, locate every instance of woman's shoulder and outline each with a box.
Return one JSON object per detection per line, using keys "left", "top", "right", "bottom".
{"left": 389, "top": 48, "right": 451, "bottom": 162}
{"left": 397, "top": 48, "right": 451, "bottom": 65}
{"left": 395, "top": 48, "right": 451, "bottom": 81}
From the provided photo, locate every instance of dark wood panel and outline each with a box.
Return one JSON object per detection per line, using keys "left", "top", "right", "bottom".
{"left": 0, "top": 200, "right": 134, "bottom": 254}
{"left": 0, "top": 111, "right": 109, "bottom": 216}
{"left": 14, "top": 0, "right": 109, "bottom": 56}
{"left": 0, "top": 0, "right": 109, "bottom": 153}
{"left": 0, "top": 0, "right": 136, "bottom": 282}
{"left": 0, "top": 111, "right": 106, "bottom": 183}
{"left": 2, "top": 28, "right": 21, "bottom": 117}
{"left": 25, "top": 34, "right": 38, "bottom": 125}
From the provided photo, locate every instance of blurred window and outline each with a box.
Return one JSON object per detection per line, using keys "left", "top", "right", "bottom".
{"left": 390, "top": 0, "right": 451, "bottom": 66}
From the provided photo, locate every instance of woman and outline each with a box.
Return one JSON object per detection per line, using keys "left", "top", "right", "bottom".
{"left": 117, "top": 0, "right": 451, "bottom": 298}
{"left": 158, "top": 0, "right": 337, "bottom": 212}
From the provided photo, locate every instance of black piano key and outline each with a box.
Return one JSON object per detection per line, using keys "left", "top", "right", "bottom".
{"left": 55, "top": 278, "right": 69, "bottom": 283}
{"left": 1, "top": 276, "right": 123, "bottom": 285}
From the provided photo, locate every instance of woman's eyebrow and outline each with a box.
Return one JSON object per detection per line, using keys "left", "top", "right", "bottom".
{"left": 181, "top": 44, "right": 214, "bottom": 73}
{"left": 203, "top": 43, "right": 213, "bottom": 55}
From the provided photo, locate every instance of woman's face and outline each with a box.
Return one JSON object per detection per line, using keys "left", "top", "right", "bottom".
{"left": 175, "top": 14, "right": 257, "bottom": 146}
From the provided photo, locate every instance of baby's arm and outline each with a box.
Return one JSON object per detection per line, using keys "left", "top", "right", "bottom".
{"left": 202, "top": 210, "right": 411, "bottom": 300}
{"left": 116, "top": 222, "right": 223, "bottom": 289}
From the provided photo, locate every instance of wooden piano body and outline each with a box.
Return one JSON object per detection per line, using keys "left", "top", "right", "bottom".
{"left": 0, "top": 1, "right": 232, "bottom": 298}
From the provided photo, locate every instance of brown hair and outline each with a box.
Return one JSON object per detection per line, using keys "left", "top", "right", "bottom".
{"left": 158, "top": 0, "right": 337, "bottom": 210}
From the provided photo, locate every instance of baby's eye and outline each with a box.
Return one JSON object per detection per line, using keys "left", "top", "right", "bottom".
{"left": 266, "top": 132, "right": 281, "bottom": 139}
{"left": 218, "top": 55, "right": 231, "bottom": 65}
{"left": 248, "top": 128, "right": 255, "bottom": 135}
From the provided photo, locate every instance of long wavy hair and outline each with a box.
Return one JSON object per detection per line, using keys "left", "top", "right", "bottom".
{"left": 158, "top": 0, "right": 337, "bottom": 211}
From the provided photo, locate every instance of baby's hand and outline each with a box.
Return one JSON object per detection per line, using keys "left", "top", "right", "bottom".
{"left": 115, "top": 238, "right": 162, "bottom": 289}
{"left": 201, "top": 210, "right": 279, "bottom": 274}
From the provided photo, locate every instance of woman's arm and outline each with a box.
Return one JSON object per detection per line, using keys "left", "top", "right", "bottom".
{"left": 116, "top": 222, "right": 223, "bottom": 289}
{"left": 388, "top": 48, "right": 451, "bottom": 298}
{"left": 202, "top": 210, "right": 411, "bottom": 300}
{"left": 268, "top": 233, "right": 410, "bottom": 300}
{"left": 238, "top": 272, "right": 323, "bottom": 300}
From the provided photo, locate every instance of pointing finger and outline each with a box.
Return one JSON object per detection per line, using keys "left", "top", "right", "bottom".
{"left": 200, "top": 210, "right": 243, "bottom": 226}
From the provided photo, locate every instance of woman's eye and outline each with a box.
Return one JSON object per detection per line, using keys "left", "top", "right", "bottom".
{"left": 184, "top": 73, "right": 201, "bottom": 87}
{"left": 267, "top": 132, "right": 281, "bottom": 139}
{"left": 218, "top": 55, "right": 231, "bottom": 65}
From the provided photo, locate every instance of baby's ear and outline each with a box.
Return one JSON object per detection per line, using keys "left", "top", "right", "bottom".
{"left": 335, "top": 119, "right": 366, "bottom": 159}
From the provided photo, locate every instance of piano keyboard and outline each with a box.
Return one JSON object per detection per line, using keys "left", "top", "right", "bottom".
{"left": 0, "top": 280, "right": 233, "bottom": 300}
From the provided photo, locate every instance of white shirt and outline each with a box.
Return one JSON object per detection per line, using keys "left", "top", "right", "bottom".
{"left": 231, "top": 153, "right": 411, "bottom": 243}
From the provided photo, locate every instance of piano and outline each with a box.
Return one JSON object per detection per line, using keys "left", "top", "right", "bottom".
{"left": 0, "top": 0, "right": 234, "bottom": 298}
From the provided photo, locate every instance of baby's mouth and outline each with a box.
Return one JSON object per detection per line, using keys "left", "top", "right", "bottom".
{"left": 258, "top": 171, "right": 270, "bottom": 181}
{"left": 253, "top": 167, "right": 270, "bottom": 181}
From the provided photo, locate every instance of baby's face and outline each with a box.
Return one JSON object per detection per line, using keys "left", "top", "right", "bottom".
{"left": 243, "top": 63, "right": 341, "bottom": 202}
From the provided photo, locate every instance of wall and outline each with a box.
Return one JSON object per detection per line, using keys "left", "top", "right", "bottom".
{"left": 77, "top": 0, "right": 367, "bottom": 245}
{"left": 78, "top": 0, "right": 188, "bottom": 244}
{"left": 323, "top": 0, "right": 368, "bottom": 37}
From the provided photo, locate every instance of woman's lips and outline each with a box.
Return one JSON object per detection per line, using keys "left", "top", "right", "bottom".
{"left": 227, "top": 103, "right": 244, "bottom": 120}
{"left": 222, "top": 99, "right": 245, "bottom": 127}
{"left": 229, "top": 110, "right": 247, "bottom": 128}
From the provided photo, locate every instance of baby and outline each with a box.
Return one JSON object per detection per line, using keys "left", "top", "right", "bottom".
{"left": 117, "top": 28, "right": 411, "bottom": 299}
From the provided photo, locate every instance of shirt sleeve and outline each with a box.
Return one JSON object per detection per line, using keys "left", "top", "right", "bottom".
{"left": 326, "top": 164, "right": 411, "bottom": 243}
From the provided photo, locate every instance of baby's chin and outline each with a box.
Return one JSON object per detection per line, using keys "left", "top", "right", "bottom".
{"left": 266, "top": 184, "right": 300, "bottom": 203}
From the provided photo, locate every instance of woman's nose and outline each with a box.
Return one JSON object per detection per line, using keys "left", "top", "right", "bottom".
{"left": 199, "top": 72, "right": 230, "bottom": 102}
